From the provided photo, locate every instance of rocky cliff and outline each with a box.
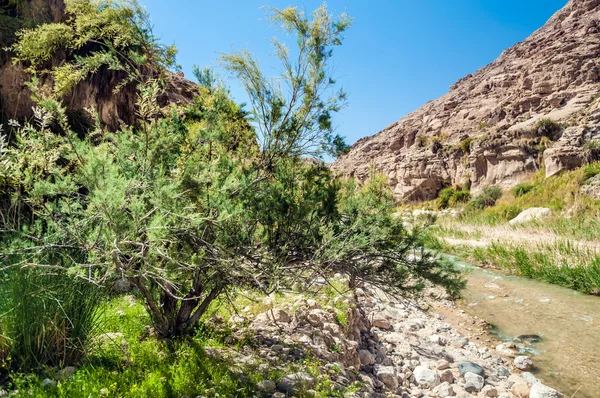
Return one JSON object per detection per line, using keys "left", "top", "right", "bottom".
{"left": 333, "top": 0, "right": 600, "bottom": 201}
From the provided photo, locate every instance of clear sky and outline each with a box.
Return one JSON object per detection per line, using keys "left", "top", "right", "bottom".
{"left": 140, "top": 0, "right": 567, "bottom": 145}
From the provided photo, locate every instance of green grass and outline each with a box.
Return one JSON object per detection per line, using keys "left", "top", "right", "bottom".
{"left": 427, "top": 233, "right": 600, "bottom": 295}
{"left": 5, "top": 285, "right": 359, "bottom": 398}
{"left": 0, "top": 269, "right": 107, "bottom": 372}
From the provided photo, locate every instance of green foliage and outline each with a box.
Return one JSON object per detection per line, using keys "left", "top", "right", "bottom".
{"left": 450, "top": 241, "right": 600, "bottom": 295}
{"left": 477, "top": 122, "right": 487, "bottom": 130}
{"left": 513, "top": 183, "right": 535, "bottom": 197}
{"left": 437, "top": 186, "right": 471, "bottom": 209}
{"left": 2, "top": 3, "right": 464, "bottom": 348}
{"left": 583, "top": 162, "right": 600, "bottom": 181}
{"left": 588, "top": 140, "right": 599, "bottom": 150}
{"left": 459, "top": 138, "right": 472, "bottom": 154}
{"left": 222, "top": 4, "right": 351, "bottom": 160}
{"left": 11, "top": 0, "right": 178, "bottom": 97}
{"left": 533, "top": 118, "right": 563, "bottom": 141}
{"left": 0, "top": 268, "right": 106, "bottom": 371}
{"left": 467, "top": 185, "right": 503, "bottom": 211}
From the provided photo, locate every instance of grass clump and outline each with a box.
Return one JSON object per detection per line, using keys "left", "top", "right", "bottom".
{"left": 583, "top": 162, "right": 600, "bottom": 181}
{"left": 0, "top": 268, "right": 107, "bottom": 372}
{"left": 513, "top": 183, "right": 535, "bottom": 197}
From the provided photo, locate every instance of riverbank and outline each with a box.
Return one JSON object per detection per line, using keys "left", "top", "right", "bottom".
{"left": 0, "top": 275, "right": 567, "bottom": 398}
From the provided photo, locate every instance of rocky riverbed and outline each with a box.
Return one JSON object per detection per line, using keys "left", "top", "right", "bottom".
{"left": 216, "top": 280, "right": 565, "bottom": 397}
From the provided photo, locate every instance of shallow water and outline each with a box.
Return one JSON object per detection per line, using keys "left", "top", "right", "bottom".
{"left": 455, "top": 261, "right": 600, "bottom": 397}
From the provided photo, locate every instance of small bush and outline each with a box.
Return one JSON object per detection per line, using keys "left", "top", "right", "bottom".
{"left": 430, "top": 137, "right": 442, "bottom": 153}
{"left": 451, "top": 189, "right": 471, "bottom": 205}
{"left": 513, "top": 183, "right": 535, "bottom": 197}
{"left": 588, "top": 141, "right": 598, "bottom": 150}
{"left": 460, "top": 138, "right": 472, "bottom": 154}
{"left": 437, "top": 186, "right": 471, "bottom": 209}
{"left": 478, "top": 122, "right": 488, "bottom": 130}
{"left": 417, "top": 135, "right": 429, "bottom": 148}
{"left": 534, "top": 118, "right": 563, "bottom": 141}
{"left": 467, "top": 185, "right": 503, "bottom": 210}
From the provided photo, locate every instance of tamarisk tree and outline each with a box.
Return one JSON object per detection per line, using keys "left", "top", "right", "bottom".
{"left": 1, "top": 1, "right": 464, "bottom": 338}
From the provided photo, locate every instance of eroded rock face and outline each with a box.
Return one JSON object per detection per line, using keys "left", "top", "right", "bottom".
{"left": 334, "top": 0, "right": 600, "bottom": 201}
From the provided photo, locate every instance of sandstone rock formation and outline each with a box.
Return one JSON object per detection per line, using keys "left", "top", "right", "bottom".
{"left": 334, "top": 0, "right": 600, "bottom": 201}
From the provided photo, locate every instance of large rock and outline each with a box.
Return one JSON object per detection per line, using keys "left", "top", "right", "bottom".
{"left": 458, "top": 361, "right": 485, "bottom": 377}
{"left": 277, "top": 372, "right": 317, "bottom": 393}
{"left": 464, "top": 372, "right": 485, "bottom": 392}
{"left": 413, "top": 365, "right": 441, "bottom": 388}
{"left": 374, "top": 365, "right": 399, "bottom": 391}
{"left": 333, "top": 0, "right": 600, "bottom": 201}
{"left": 530, "top": 383, "right": 564, "bottom": 398}
{"left": 509, "top": 208, "right": 551, "bottom": 225}
{"left": 514, "top": 356, "right": 534, "bottom": 371}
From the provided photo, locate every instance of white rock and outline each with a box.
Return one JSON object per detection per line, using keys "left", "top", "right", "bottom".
{"left": 257, "top": 380, "right": 276, "bottom": 393}
{"left": 514, "top": 355, "right": 534, "bottom": 371}
{"left": 278, "top": 372, "right": 317, "bottom": 393}
{"left": 433, "top": 381, "right": 455, "bottom": 397}
{"left": 413, "top": 365, "right": 441, "bottom": 388}
{"left": 530, "top": 382, "right": 564, "bottom": 398}
{"left": 464, "top": 372, "right": 485, "bottom": 392}
{"left": 509, "top": 207, "right": 551, "bottom": 225}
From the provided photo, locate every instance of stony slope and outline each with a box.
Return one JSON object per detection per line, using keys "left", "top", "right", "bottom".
{"left": 334, "top": 0, "right": 600, "bottom": 201}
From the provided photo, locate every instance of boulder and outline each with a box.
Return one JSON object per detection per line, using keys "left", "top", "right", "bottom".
{"left": 433, "top": 381, "right": 455, "bottom": 397}
{"left": 257, "top": 380, "right": 277, "bottom": 393}
{"left": 458, "top": 361, "right": 485, "bottom": 377}
{"left": 464, "top": 372, "right": 485, "bottom": 392}
{"left": 530, "top": 383, "right": 563, "bottom": 398}
{"left": 514, "top": 356, "right": 534, "bottom": 371}
{"left": 278, "top": 372, "right": 317, "bottom": 393}
{"left": 374, "top": 365, "right": 399, "bottom": 391}
{"left": 371, "top": 314, "right": 392, "bottom": 330}
{"left": 358, "top": 349, "right": 376, "bottom": 366}
{"left": 413, "top": 365, "right": 441, "bottom": 388}
{"left": 511, "top": 382, "right": 531, "bottom": 398}
{"left": 509, "top": 208, "right": 551, "bottom": 225}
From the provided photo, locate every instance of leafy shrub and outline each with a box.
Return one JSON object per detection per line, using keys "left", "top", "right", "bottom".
{"left": 416, "top": 135, "right": 428, "bottom": 148}
{"left": 467, "top": 185, "right": 503, "bottom": 210}
{"left": 430, "top": 137, "right": 442, "bottom": 153}
{"left": 452, "top": 189, "right": 471, "bottom": 204}
{"left": 513, "top": 183, "right": 535, "bottom": 197}
{"left": 437, "top": 186, "right": 471, "bottom": 209}
{"left": 3, "top": 3, "right": 465, "bottom": 341}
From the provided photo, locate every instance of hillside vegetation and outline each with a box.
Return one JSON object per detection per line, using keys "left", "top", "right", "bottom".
{"left": 422, "top": 165, "right": 600, "bottom": 295}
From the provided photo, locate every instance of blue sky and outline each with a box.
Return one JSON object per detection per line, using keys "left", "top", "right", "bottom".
{"left": 141, "top": 0, "right": 567, "bottom": 145}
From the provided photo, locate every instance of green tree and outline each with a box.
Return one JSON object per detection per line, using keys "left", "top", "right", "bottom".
{"left": 2, "top": 2, "right": 464, "bottom": 340}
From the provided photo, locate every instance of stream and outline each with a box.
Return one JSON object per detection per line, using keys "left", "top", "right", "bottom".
{"left": 451, "top": 258, "right": 600, "bottom": 398}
